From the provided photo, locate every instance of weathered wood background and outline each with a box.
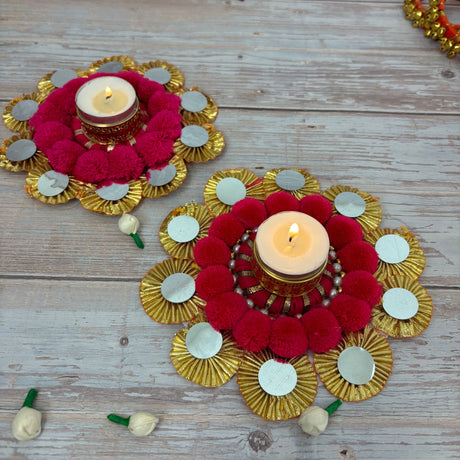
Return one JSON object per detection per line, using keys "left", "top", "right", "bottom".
{"left": 0, "top": 1, "right": 459, "bottom": 459}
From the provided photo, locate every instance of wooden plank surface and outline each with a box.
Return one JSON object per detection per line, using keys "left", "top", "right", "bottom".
{"left": 0, "top": 1, "right": 459, "bottom": 459}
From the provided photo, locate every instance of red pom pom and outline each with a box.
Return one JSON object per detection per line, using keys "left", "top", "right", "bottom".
{"left": 233, "top": 310, "right": 271, "bottom": 352}
{"left": 106, "top": 145, "right": 144, "bottom": 182}
{"left": 62, "top": 77, "right": 87, "bottom": 94}
{"left": 195, "top": 265, "right": 234, "bottom": 301}
{"left": 193, "top": 236, "right": 231, "bottom": 268}
{"left": 208, "top": 213, "right": 245, "bottom": 247}
{"left": 137, "top": 77, "right": 164, "bottom": 103}
{"left": 299, "top": 195, "right": 333, "bottom": 225}
{"left": 337, "top": 241, "right": 379, "bottom": 274}
{"left": 325, "top": 215, "right": 363, "bottom": 249}
{"left": 46, "top": 140, "right": 85, "bottom": 174}
{"left": 33, "top": 121, "right": 73, "bottom": 153}
{"left": 269, "top": 316, "right": 308, "bottom": 358}
{"left": 205, "top": 292, "right": 248, "bottom": 330}
{"left": 147, "top": 91, "right": 181, "bottom": 116}
{"left": 73, "top": 149, "right": 109, "bottom": 183}
{"left": 301, "top": 308, "right": 342, "bottom": 353}
{"left": 249, "top": 290, "right": 270, "bottom": 309}
{"left": 29, "top": 102, "right": 72, "bottom": 129}
{"left": 232, "top": 198, "right": 267, "bottom": 229}
{"left": 146, "top": 110, "right": 182, "bottom": 140}
{"left": 119, "top": 71, "right": 143, "bottom": 90}
{"left": 264, "top": 191, "right": 300, "bottom": 216}
{"left": 45, "top": 88, "right": 76, "bottom": 115}
{"left": 328, "top": 294, "right": 371, "bottom": 332}
{"left": 341, "top": 270, "right": 383, "bottom": 307}
{"left": 134, "top": 132, "right": 174, "bottom": 168}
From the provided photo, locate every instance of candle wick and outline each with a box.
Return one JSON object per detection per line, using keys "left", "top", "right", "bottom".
{"left": 105, "top": 95, "right": 111, "bottom": 100}
{"left": 289, "top": 236, "right": 293, "bottom": 243}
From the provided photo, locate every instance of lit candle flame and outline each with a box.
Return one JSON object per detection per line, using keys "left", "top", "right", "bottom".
{"left": 288, "top": 223, "right": 299, "bottom": 243}
{"left": 105, "top": 86, "right": 112, "bottom": 100}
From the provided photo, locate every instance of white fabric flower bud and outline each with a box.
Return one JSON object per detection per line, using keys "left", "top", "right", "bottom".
{"left": 118, "top": 214, "right": 140, "bottom": 235}
{"left": 12, "top": 407, "right": 42, "bottom": 441}
{"left": 298, "top": 406, "right": 329, "bottom": 436}
{"left": 128, "top": 411, "right": 159, "bottom": 437}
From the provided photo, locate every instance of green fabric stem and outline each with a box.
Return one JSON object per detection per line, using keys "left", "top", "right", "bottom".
{"left": 22, "top": 389, "right": 38, "bottom": 408}
{"left": 130, "top": 232, "right": 144, "bottom": 249}
{"left": 325, "top": 399, "right": 342, "bottom": 416}
{"left": 107, "top": 414, "right": 130, "bottom": 427}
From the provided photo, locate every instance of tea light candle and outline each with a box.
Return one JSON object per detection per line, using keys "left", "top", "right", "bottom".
{"left": 75, "top": 76, "right": 137, "bottom": 125}
{"left": 255, "top": 211, "right": 329, "bottom": 276}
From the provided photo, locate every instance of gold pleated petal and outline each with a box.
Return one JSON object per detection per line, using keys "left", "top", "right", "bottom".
{"left": 314, "top": 326, "right": 393, "bottom": 402}
{"left": 371, "top": 275, "right": 433, "bottom": 338}
{"left": 263, "top": 168, "right": 321, "bottom": 199}
{"left": 0, "top": 133, "right": 46, "bottom": 172}
{"left": 173, "top": 124, "right": 225, "bottom": 163}
{"left": 237, "top": 349, "right": 318, "bottom": 421}
{"left": 140, "top": 258, "right": 205, "bottom": 324}
{"left": 364, "top": 226, "right": 426, "bottom": 282}
{"left": 176, "top": 87, "right": 218, "bottom": 125}
{"left": 170, "top": 323, "right": 244, "bottom": 387}
{"left": 87, "top": 55, "right": 137, "bottom": 74}
{"left": 141, "top": 155, "right": 187, "bottom": 199}
{"left": 159, "top": 202, "right": 213, "bottom": 259}
{"left": 25, "top": 162, "right": 80, "bottom": 205}
{"left": 3, "top": 93, "right": 46, "bottom": 133}
{"left": 78, "top": 181, "right": 143, "bottom": 215}
{"left": 323, "top": 185, "right": 382, "bottom": 233}
{"left": 137, "top": 60, "right": 184, "bottom": 93}
{"left": 37, "top": 69, "right": 87, "bottom": 96}
{"left": 203, "top": 169, "right": 265, "bottom": 216}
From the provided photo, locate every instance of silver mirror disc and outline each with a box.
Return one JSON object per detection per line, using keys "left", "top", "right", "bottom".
{"left": 375, "top": 234, "right": 410, "bottom": 264}
{"left": 98, "top": 61, "right": 124, "bottom": 73}
{"left": 167, "top": 215, "right": 200, "bottom": 243}
{"left": 12, "top": 100, "right": 39, "bottom": 121}
{"left": 147, "top": 163, "right": 177, "bottom": 186}
{"left": 50, "top": 69, "right": 78, "bottom": 88}
{"left": 334, "top": 191, "right": 366, "bottom": 218}
{"left": 181, "top": 91, "right": 208, "bottom": 113}
{"left": 186, "top": 323, "right": 223, "bottom": 359}
{"left": 37, "top": 171, "right": 69, "bottom": 196}
{"left": 275, "top": 169, "right": 306, "bottom": 191}
{"left": 161, "top": 272, "right": 195, "bottom": 304}
{"left": 180, "top": 125, "right": 209, "bottom": 148}
{"left": 258, "top": 359, "right": 298, "bottom": 396}
{"left": 338, "top": 346, "right": 375, "bottom": 385}
{"left": 144, "top": 67, "right": 171, "bottom": 85}
{"left": 96, "top": 183, "right": 130, "bottom": 201}
{"left": 215, "top": 177, "right": 247, "bottom": 205}
{"left": 383, "top": 287, "right": 419, "bottom": 320}
{"left": 6, "top": 139, "right": 37, "bottom": 161}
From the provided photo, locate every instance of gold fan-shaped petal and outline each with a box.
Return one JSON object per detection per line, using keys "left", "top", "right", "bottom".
{"left": 0, "top": 133, "right": 46, "bottom": 172}
{"left": 204, "top": 169, "right": 265, "bottom": 216}
{"left": 78, "top": 181, "right": 143, "bottom": 215}
{"left": 176, "top": 87, "right": 218, "bottom": 125}
{"left": 137, "top": 60, "right": 184, "bottom": 93}
{"left": 37, "top": 69, "right": 87, "bottom": 96}
{"left": 237, "top": 349, "right": 318, "bottom": 421}
{"left": 173, "top": 124, "right": 225, "bottom": 163}
{"left": 25, "top": 162, "right": 80, "bottom": 205}
{"left": 170, "top": 322, "right": 244, "bottom": 387}
{"left": 323, "top": 185, "right": 382, "bottom": 233}
{"left": 263, "top": 168, "right": 320, "bottom": 199}
{"left": 141, "top": 155, "right": 187, "bottom": 199}
{"left": 371, "top": 275, "right": 432, "bottom": 338}
{"left": 140, "top": 258, "right": 205, "bottom": 324}
{"left": 314, "top": 326, "right": 393, "bottom": 402}
{"left": 87, "top": 55, "right": 137, "bottom": 74}
{"left": 3, "top": 93, "right": 46, "bottom": 133}
{"left": 365, "top": 226, "right": 426, "bottom": 282}
{"left": 159, "top": 202, "right": 213, "bottom": 259}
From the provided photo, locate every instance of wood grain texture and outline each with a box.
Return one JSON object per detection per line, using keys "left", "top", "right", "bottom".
{"left": 0, "top": 1, "right": 459, "bottom": 459}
